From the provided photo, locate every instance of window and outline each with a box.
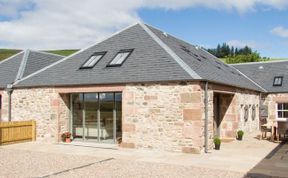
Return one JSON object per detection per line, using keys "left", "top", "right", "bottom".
{"left": 252, "top": 105, "right": 256, "bottom": 121}
{"left": 80, "top": 52, "right": 106, "bottom": 69}
{"left": 107, "top": 49, "right": 133, "bottom": 67}
{"left": 273, "top": 76, "right": 283, "bottom": 86}
{"left": 277, "top": 103, "right": 288, "bottom": 121}
{"left": 244, "top": 105, "right": 249, "bottom": 122}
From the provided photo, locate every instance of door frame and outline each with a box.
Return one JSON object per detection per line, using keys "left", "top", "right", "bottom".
{"left": 69, "top": 92, "right": 121, "bottom": 144}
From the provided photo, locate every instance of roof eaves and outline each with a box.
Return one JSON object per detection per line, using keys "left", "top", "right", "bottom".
{"left": 138, "top": 22, "right": 201, "bottom": 80}
{"left": 14, "top": 22, "right": 140, "bottom": 86}
{"left": 15, "top": 49, "right": 30, "bottom": 82}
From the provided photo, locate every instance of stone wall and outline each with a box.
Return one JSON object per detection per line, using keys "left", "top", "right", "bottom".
{"left": 123, "top": 82, "right": 205, "bottom": 153}
{"left": 0, "top": 90, "right": 3, "bottom": 121}
{"left": 1, "top": 90, "right": 10, "bottom": 122}
{"left": 0, "top": 82, "right": 261, "bottom": 153}
{"left": 208, "top": 84, "right": 260, "bottom": 139}
{"left": 4, "top": 88, "right": 63, "bottom": 142}
{"left": 262, "top": 93, "right": 288, "bottom": 122}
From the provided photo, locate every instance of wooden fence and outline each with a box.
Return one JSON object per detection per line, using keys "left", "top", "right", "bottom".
{"left": 0, "top": 120, "right": 36, "bottom": 145}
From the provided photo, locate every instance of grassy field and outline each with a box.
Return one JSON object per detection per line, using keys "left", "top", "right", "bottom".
{"left": 0, "top": 49, "right": 22, "bottom": 61}
{"left": 269, "top": 58, "right": 288, "bottom": 61}
{"left": 44, "top": 49, "right": 78, "bottom": 56}
{"left": 0, "top": 49, "right": 79, "bottom": 61}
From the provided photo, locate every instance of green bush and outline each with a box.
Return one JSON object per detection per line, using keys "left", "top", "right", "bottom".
{"left": 237, "top": 130, "right": 244, "bottom": 137}
{"left": 213, "top": 137, "right": 221, "bottom": 145}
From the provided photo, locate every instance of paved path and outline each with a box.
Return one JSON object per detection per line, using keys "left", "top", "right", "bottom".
{"left": 1, "top": 133, "right": 286, "bottom": 177}
{"left": 247, "top": 141, "right": 288, "bottom": 178}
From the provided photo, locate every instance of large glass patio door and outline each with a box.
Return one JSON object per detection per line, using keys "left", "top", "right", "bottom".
{"left": 70, "top": 92, "right": 122, "bottom": 144}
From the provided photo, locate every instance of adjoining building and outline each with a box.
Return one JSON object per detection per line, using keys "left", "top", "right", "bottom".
{"left": 0, "top": 23, "right": 286, "bottom": 153}
{"left": 0, "top": 50, "right": 64, "bottom": 121}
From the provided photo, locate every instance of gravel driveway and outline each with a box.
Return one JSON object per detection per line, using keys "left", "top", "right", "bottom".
{"left": 0, "top": 148, "right": 244, "bottom": 178}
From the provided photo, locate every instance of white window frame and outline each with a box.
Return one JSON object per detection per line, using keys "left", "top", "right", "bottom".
{"left": 276, "top": 103, "right": 288, "bottom": 121}
{"left": 80, "top": 52, "right": 106, "bottom": 69}
{"left": 273, "top": 76, "right": 283, "bottom": 86}
{"left": 107, "top": 49, "right": 133, "bottom": 67}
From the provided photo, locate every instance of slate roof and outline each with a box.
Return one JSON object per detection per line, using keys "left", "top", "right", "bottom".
{"left": 0, "top": 50, "right": 64, "bottom": 89}
{"left": 232, "top": 60, "right": 288, "bottom": 93}
{"left": 14, "top": 23, "right": 263, "bottom": 92}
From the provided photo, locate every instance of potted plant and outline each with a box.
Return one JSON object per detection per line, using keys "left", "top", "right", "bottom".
{"left": 237, "top": 130, "right": 244, "bottom": 141}
{"left": 214, "top": 137, "right": 221, "bottom": 150}
{"left": 61, "top": 131, "right": 72, "bottom": 143}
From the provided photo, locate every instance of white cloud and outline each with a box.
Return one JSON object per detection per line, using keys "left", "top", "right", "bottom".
{"left": 271, "top": 26, "right": 288, "bottom": 38}
{"left": 0, "top": 0, "right": 288, "bottom": 49}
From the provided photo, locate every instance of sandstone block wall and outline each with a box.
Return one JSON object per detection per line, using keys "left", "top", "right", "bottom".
{"left": 0, "top": 90, "right": 3, "bottom": 121}
{"left": 0, "top": 82, "right": 261, "bottom": 153}
{"left": 262, "top": 93, "right": 288, "bottom": 122}
{"left": 122, "top": 82, "right": 205, "bottom": 153}
{"left": 2, "top": 88, "right": 67, "bottom": 142}
{"left": 208, "top": 84, "right": 260, "bottom": 139}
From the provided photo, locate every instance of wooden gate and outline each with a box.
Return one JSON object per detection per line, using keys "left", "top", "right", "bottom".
{"left": 0, "top": 120, "right": 36, "bottom": 145}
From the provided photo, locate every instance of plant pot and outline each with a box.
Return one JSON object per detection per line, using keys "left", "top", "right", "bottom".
{"left": 65, "top": 138, "right": 71, "bottom": 143}
{"left": 215, "top": 144, "right": 220, "bottom": 150}
{"left": 237, "top": 136, "right": 243, "bottom": 141}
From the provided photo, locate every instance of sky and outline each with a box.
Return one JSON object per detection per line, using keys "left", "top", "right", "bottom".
{"left": 0, "top": 0, "right": 288, "bottom": 58}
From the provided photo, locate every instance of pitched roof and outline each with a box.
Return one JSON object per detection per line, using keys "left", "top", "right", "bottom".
{"left": 232, "top": 60, "right": 288, "bottom": 93}
{"left": 15, "top": 23, "right": 263, "bottom": 92}
{"left": 0, "top": 50, "right": 64, "bottom": 89}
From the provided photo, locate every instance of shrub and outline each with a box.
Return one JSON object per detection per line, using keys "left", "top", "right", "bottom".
{"left": 61, "top": 131, "right": 71, "bottom": 142}
{"left": 237, "top": 130, "right": 244, "bottom": 137}
{"left": 213, "top": 137, "right": 221, "bottom": 145}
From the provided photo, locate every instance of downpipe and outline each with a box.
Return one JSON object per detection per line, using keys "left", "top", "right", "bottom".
{"left": 6, "top": 84, "right": 13, "bottom": 121}
{"left": 204, "top": 81, "right": 209, "bottom": 153}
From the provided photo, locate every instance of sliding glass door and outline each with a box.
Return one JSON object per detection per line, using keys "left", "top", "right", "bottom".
{"left": 70, "top": 92, "right": 122, "bottom": 144}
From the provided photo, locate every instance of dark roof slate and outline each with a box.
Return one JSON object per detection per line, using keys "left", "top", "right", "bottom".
{"left": 232, "top": 61, "right": 288, "bottom": 93}
{"left": 0, "top": 50, "right": 63, "bottom": 89}
{"left": 0, "top": 52, "right": 24, "bottom": 89}
{"left": 15, "top": 24, "right": 193, "bottom": 87}
{"left": 15, "top": 23, "right": 263, "bottom": 92}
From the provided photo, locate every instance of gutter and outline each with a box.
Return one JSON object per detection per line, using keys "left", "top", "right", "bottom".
{"left": 204, "top": 81, "right": 209, "bottom": 153}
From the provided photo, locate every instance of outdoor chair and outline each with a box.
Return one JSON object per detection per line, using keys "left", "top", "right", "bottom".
{"left": 261, "top": 124, "right": 272, "bottom": 140}
{"left": 276, "top": 121, "right": 288, "bottom": 141}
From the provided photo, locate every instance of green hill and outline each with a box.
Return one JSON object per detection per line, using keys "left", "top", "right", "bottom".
{"left": 0, "top": 49, "right": 22, "bottom": 61}
{"left": 0, "top": 49, "right": 79, "bottom": 61}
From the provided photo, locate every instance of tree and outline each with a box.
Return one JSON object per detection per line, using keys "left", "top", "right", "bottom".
{"left": 226, "top": 52, "right": 261, "bottom": 64}
{"left": 208, "top": 43, "right": 262, "bottom": 64}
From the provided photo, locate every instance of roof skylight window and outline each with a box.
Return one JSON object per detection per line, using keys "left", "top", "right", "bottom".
{"left": 80, "top": 52, "right": 106, "bottom": 69}
{"left": 273, "top": 76, "right": 283, "bottom": 86}
{"left": 107, "top": 49, "right": 133, "bottom": 67}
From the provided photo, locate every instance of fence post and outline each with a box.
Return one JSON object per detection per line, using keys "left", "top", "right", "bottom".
{"left": 32, "top": 120, "right": 36, "bottom": 141}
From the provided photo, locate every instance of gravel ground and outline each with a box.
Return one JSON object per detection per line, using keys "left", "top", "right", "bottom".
{"left": 0, "top": 149, "right": 245, "bottom": 178}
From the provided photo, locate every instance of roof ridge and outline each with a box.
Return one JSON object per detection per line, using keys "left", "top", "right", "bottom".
{"left": 138, "top": 22, "right": 201, "bottom": 79}
{"left": 15, "top": 49, "right": 30, "bottom": 82}
{"left": 229, "top": 65, "right": 267, "bottom": 92}
{"left": 231, "top": 59, "right": 288, "bottom": 66}
{"left": 30, "top": 50, "right": 65, "bottom": 58}
{"left": 14, "top": 22, "right": 140, "bottom": 86}
{"left": 0, "top": 50, "right": 24, "bottom": 66}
